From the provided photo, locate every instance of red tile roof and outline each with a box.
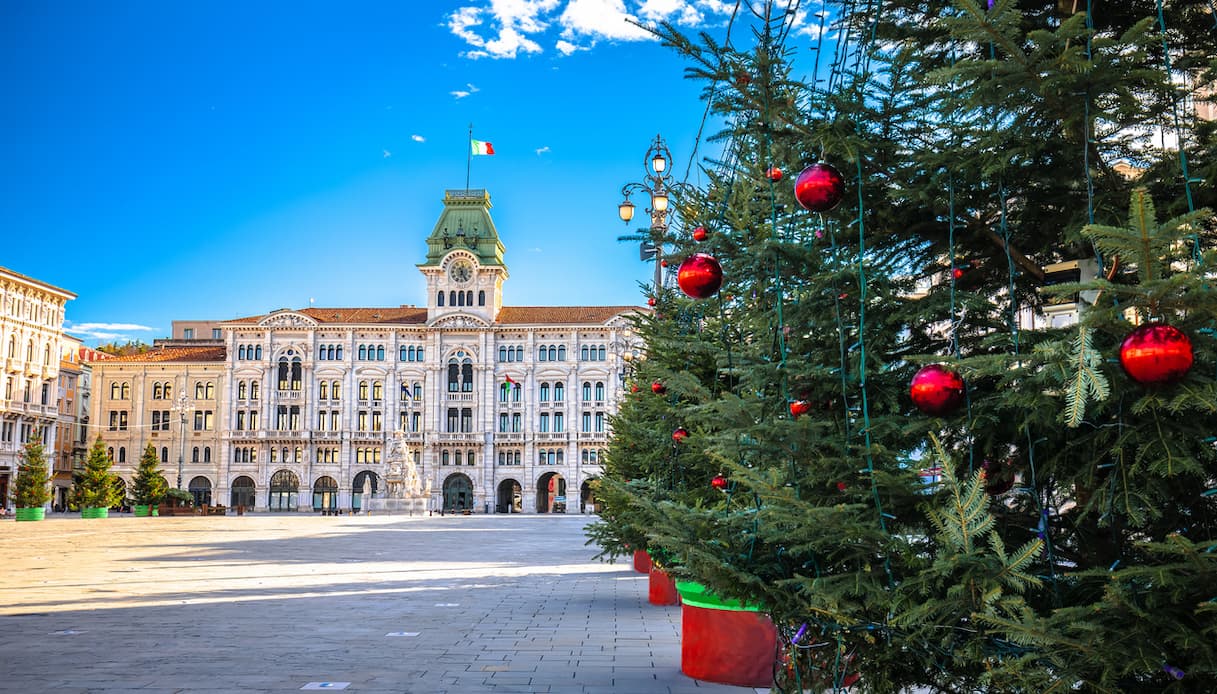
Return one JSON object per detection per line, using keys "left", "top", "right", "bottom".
{"left": 101, "top": 347, "right": 227, "bottom": 363}
{"left": 495, "top": 306, "right": 640, "bottom": 324}
{"left": 224, "top": 305, "right": 640, "bottom": 326}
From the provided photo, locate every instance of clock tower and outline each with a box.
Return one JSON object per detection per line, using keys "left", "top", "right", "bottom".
{"left": 419, "top": 189, "right": 508, "bottom": 324}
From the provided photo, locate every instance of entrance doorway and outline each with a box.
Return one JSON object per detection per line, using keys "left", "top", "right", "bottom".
{"left": 580, "top": 479, "right": 596, "bottom": 513}
{"left": 188, "top": 476, "right": 212, "bottom": 507}
{"left": 230, "top": 476, "right": 255, "bottom": 509}
{"left": 443, "top": 473, "right": 473, "bottom": 512}
{"left": 313, "top": 476, "right": 338, "bottom": 512}
{"left": 269, "top": 469, "right": 299, "bottom": 511}
{"left": 496, "top": 479, "right": 522, "bottom": 513}
{"left": 352, "top": 471, "right": 378, "bottom": 512}
{"left": 536, "top": 472, "right": 566, "bottom": 513}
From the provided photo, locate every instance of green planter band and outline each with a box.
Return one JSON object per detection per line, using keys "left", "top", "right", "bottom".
{"left": 674, "top": 581, "right": 764, "bottom": 612}
{"left": 80, "top": 507, "right": 109, "bottom": 519}
{"left": 15, "top": 508, "right": 45, "bottom": 522}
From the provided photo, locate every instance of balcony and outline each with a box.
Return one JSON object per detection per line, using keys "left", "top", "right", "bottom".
{"left": 313, "top": 431, "right": 343, "bottom": 441}
{"left": 535, "top": 432, "right": 569, "bottom": 442}
{"left": 228, "top": 431, "right": 264, "bottom": 440}
{"left": 434, "top": 432, "right": 483, "bottom": 444}
{"left": 351, "top": 430, "right": 384, "bottom": 442}
{"left": 577, "top": 432, "right": 609, "bottom": 442}
{"left": 400, "top": 432, "right": 425, "bottom": 443}
{"left": 276, "top": 390, "right": 302, "bottom": 401}
{"left": 445, "top": 392, "right": 476, "bottom": 403}
{"left": 495, "top": 432, "right": 525, "bottom": 443}
{"left": 265, "top": 430, "right": 310, "bottom": 442}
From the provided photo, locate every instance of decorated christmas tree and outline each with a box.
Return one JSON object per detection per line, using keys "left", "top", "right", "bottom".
{"left": 592, "top": 1, "right": 1216, "bottom": 690}
{"left": 72, "top": 436, "right": 122, "bottom": 512}
{"left": 12, "top": 434, "right": 51, "bottom": 511}
{"left": 130, "top": 442, "right": 167, "bottom": 509}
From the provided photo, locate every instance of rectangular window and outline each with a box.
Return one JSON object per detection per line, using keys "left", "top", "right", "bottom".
{"left": 358, "top": 411, "right": 368, "bottom": 431}
{"left": 582, "top": 412, "right": 591, "bottom": 433}
{"left": 251, "top": 410, "right": 259, "bottom": 429}
{"left": 372, "top": 410, "right": 383, "bottom": 432}
{"left": 183, "top": 328, "right": 194, "bottom": 339}
{"left": 512, "top": 413, "right": 521, "bottom": 432}
{"left": 236, "top": 411, "right": 246, "bottom": 431}
{"left": 460, "top": 408, "right": 472, "bottom": 433}
{"left": 276, "top": 406, "right": 288, "bottom": 430}
{"left": 288, "top": 406, "right": 298, "bottom": 430}
{"left": 212, "top": 328, "right": 222, "bottom": 339}
{"left": 595, "top": 412, "right": 605, "bottom": 432}
{"left": 411, "top": 412, "right": 420, "bottom": 432}
{"left": 499, "top": 413, "right": 508, "bottom": 433}
{"left": 539, "top": 413, "right": 549, "bottom": 433}
{"left": 554, "top": 412, "right": 563, "bottom": 433}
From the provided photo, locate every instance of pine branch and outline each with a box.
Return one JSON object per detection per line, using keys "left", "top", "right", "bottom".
{"left": 1063, "top": 327, "right": 1110, "bottom": 428}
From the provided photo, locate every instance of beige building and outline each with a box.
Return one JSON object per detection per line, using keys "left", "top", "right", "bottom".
{"left": 92, "top": 189, "right": 642, "bottom": 513}
{"left": 0, "top": 267, "right": 76, "bottom": 507}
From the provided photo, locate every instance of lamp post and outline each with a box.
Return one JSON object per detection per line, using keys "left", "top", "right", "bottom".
{"left": 617, "top": 134, "right": 674, "bottom": 290}
{"left": 171, "top": 391, "right": 193, "bottom": 490}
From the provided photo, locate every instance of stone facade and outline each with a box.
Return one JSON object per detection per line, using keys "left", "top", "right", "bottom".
{"left": 91, "top": 190, "right": 642, "bottom": 513}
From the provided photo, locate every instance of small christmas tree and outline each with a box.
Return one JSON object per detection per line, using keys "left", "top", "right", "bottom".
{"left": 73, "top": 436, "right": 121, "bottom": 511}
{"left": 12, "top": 434, "right": 51, "bottom": 511}
{"left": 130, "top": 443, "right": 167, "bottom": 509}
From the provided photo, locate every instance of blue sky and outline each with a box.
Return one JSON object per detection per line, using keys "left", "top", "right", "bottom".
{"left": 1, "top": 1, "right": 822, "bottom": 345}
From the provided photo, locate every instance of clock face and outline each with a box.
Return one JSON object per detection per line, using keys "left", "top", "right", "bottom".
{"left": 449, "top": 259, "right": 473, "bottom": 283}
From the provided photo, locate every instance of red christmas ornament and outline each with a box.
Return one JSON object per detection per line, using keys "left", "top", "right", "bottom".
{"left": 677, "top": 253, "right": 724, "bottom": 299}
{"left": 630, "top": 384, "right": 640, "bottom": 393}
{"left": 909, "top": 364, "right": 965, "bottom": 416}
{"left": 692, "top": 226, "right": 707, "bottom": 241}
{"left": 651, "top": 381, "right": 666, "bottom": 394}
{"left": 647, "top": 297, "right": 656, "bottom": 307}
{"left": 1119, "top": 324, "right": 1194, "bottom": 384}
{"left": 836, "top": 481, "right": 848, "bottom": 492}
{"left": 711, "top": 474, "right": 729, "bottom": 490}
{"left": 842, "top": 673, "right": 861, "bottom": 688}
{"left": 660, "top": 259, "right": 669, "bottom": 267}
{"left": 672, "top": 427, "right": 689, "bottom": 443}
{"left": 952, "top": 267, "right": 965, "bottom": 280}
{"left": 789, "top": 400, "right": 811, "bottom": 419}
{"left": 765, "top": 166, "right": 783, "bottom": 182}
{"left": 794, "top": 162, "right": 845, "bottom": 212}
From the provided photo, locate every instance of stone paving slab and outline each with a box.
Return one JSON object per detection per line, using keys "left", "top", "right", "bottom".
{"left": 0, "top": 514, "right": 764, "bottom": 693}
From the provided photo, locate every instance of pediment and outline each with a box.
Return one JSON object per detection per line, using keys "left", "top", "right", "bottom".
{"left": 429, "top": 313, "right": 490, "bottom": 330}
{"left": 258, "top": 311, "right": 318, "bottom": 329}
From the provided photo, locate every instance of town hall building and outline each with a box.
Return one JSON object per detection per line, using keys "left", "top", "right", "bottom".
{"left": 91, "top": 189, "right": 642, "bottom": 513}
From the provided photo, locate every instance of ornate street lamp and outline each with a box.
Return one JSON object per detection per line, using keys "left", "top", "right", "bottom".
{"left": 617, "top": 134, "right": 675, "bottom": 290}
{"left": 171, "top": 391, "right": 193, "bottom": 490}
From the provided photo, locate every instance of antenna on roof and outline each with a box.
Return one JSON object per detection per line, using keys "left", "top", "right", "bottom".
{"left": 309, "top": 297, "right": 315, "bottom": 307}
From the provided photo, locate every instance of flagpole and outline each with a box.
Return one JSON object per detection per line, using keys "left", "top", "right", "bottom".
{"left": 466, "top": 123, "right": 472, "bottom": 192}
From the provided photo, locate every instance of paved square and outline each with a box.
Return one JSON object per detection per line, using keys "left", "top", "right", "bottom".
{"left": 0, "top": 514, "right": 758, "bottom": 693}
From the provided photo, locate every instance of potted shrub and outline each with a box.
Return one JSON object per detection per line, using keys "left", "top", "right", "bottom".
{"left": 160, "top": 488, "right": 194, "bottom": 516}
{"left": 74, "top": 437, "right": 121, "bottom": 519}
{"left": 130, "top": 443, "right": 167, "bottom": 516}
{"left": 12, "top": 435, "right": 51, "bottom": 522}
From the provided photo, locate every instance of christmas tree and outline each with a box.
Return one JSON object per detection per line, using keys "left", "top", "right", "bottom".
{"left": 12, "top": 434, "right": 51, "bottom": 510}
{"left": 130, "top": 442, "right": 167, "bottom": 508}
{"left": 73, "top": 436, "right": 122, "bottom": 511}
{"left": 592, "top": 1, "right": 1216, "bottom": 690}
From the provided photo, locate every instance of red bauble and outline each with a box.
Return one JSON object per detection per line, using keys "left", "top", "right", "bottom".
{"left": 711, "top": 474, "right": 729, "bottom": 490}
{"left": 836, "top": 481, "right": 848, "bottom": 492}
{"left": 647, "top": 297, "right": 656, "bottom": 307}
{"left": 789, "top": 400, "right": 811, "bottom": 419}
{"left": 672, "top": 427, "right": 689, "bottom": 443}
{"left": 1119, "top": 324, "right": 1193, "bottom": 384}
{"left": 677, "top": 253, "right": 724, "bottom": 299}
{"left": 660, "top": 259, "right": 669, "bottom": 267}
{"left": 765, "top": 166, "right": 783, "bottom": 182}
{"left": 909, "top": 364, "right": 965, "bottom": 416}
{"left": 630, "top": 384, "right": 640, "bottom": 393}
{"left": 794, "top": 163, "right": 845, "bottom": 212}
{"left": 692, "top": 226, "right": 708, "bottom": 241}
{"left": 951, "top": 267, "right": 965, "bottom": 280}
{"left": 651, "top": 381, "right": 666, "bottom": 394}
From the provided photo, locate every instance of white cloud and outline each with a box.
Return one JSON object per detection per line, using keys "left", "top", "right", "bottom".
{"left": 383, "top": 149, "right": 392, "bottom": 158}
{"left": 535, "top": 145, "right": 551, "bottom": 155}
{"left": 451, "top": 89, "right": 472, "bottom": 98}
{"left": 446, "top": 0, "right": 734, "bottom": 59}
{"left": 66, "top": 322, "right": 157, "bottom": 342}
{"left": 411, "top": 134, "right": 426, "bottom": 142}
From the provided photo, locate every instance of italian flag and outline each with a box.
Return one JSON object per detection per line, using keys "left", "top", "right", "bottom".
{"left": 471, "top": 139, "right": 495, "bottom": 156}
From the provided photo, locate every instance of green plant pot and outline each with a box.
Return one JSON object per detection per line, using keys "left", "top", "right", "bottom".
{"left": 15, "top": 507, "right": 45, "bottom": 522}
{"left": 133, "top": 505, "right": 151, "bottom": 517}
{"left": 81, "top": 507, "right": 109, "bottom": 519}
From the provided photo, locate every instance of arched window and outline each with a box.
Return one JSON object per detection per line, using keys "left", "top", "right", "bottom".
{"left": 277, "top": 358, "right": 290, "bottom": 389}
{"left": 376, "top": 346, "right": 384, "bottom": 361}
{"left": 582, "top": 382, "right": 592, "bottom": 401}
{"left": 478, "top": 290, "right": 485, "bottom": 306}
{"left": 6, "top": 336, "right": 13, "bottom": 357}
{"left": 447, "top": 360, "right": 460, "bottom": 392}
{"left": 290, "top": 358, "right": 302, "bottom": 390}
{"left": 412, "top": 382, "right": 421, "bottom": 400}
{"left": 205, "top": 383, "right": 214, "bottom": 399}
{"left": 358, "top": 345, "right": 367, "bottom": 360}
{"left": 195, "top": 381, "right": 205, "bottom": 399}
{"left": 153, "top": 382, "right": 163, "bottom": 399}
{"left": 108, "top": 447, "right": 114, "bottom": 460}
{"left": 598, "top": 346, "right": 606, "bottom": 361}
{"left": 548, "top": 346, "right": 557, "bottom": 361}
{"left": 192, "top": 447, "right": 200, "bottom": 463}
{"left": 118, "top": 447, "right": 126, "bottom": 463}
{"left": 438, "top": 291, "right": 445, "bottom": 307}
{"left": 595, "top": 381, "right": 605, "bottom": 401}
{"left": 26, "top": 340, "right": 34, "bottom": 361}
{"left": 466, "top": 291, "right": 473, "bottom": 306}
{"left": 442, "top": 450, "right": 450, "bottom": 466}
{"left": 250, "top": 381, "right": 258, "bottom": 399}
{"left": 457, "top": 292, "right": 465, "bottom": 307}
{"left": 318, "top": 381, "right": 328, "bottom": 400}
{"left": 161, "top": 447, "right": 168, "bottom": 462}
{"left": 449, "top": 291, "right": 457, "bottom": 306}
{"left": 238, "top": 381, "right": 247, "bottom": 399}
{"left": 269, "top": 470, "right": 299, "bottom": 511}
{"left": 538, "top": 346, "right": 547, "bottom": 361}
{"left": 359, "top": 380, "right": 369, "bottom": 400}
{"left": 416, "top": 346, "right": 424, "bottom": 361}
{"left": 203, "top": 446, "right": 211, "bottom": 463}
{"left": 43, "top": 344, "right": 50, "bottom": 364}
{"left": 540, "top": 383, "right": 550, "bottom": 401}
{"left": 255, "top": 346, "right": 262, "bottom": 360}
{"left": 334, "top": 345, "right": 341, "bottom": 360}
{"left": 372, "top": 381, "right": 383, "bottom": 401}
{"left": 400, "top": 346, "right": 408, "bottom": 361}
{"left": 468, "top": 451, "right": 475, "bottom": 466}
{"left": 400, "top": 383, "right": 410, "bottom": 401}
{"left": 498, "top": 346, "right": 506, "bottom": 362}
{"left": 514, "top": 346, "right": 522, "bottom": 361}
{"left": 554, "top": 383, "right": 565, "bottom": 402}
{"left": 557, "top": 345, "right": 566, "bottom": 361}
{"left": 239, "top": 345, "right": 247, "bottom": 360}
{"left": 461, "top": 361, "right": 473, "bottom": 392}
{"left": 581, "top": 346, "right": 589, "bottom": 361}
